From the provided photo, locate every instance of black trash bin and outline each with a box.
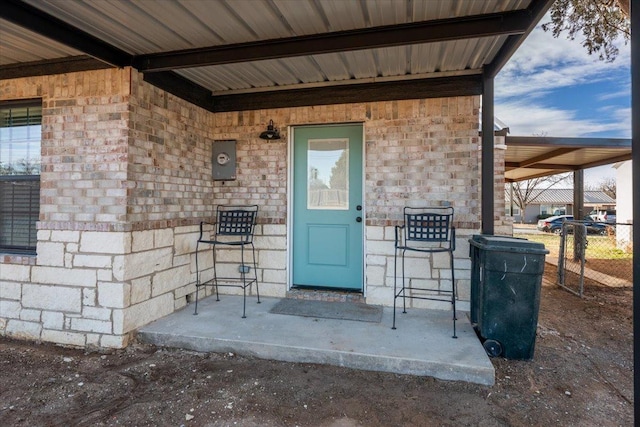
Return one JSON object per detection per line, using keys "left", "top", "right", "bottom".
{"left": 469, "top": 235, "right": 549, "bottom": 360}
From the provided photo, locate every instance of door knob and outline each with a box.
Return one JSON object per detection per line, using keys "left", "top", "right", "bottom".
{"left": 356, "top": 217, "right": 362, "bottom": 223}
{"left": 356, "top": 205, "right": 362, "bottom": 211}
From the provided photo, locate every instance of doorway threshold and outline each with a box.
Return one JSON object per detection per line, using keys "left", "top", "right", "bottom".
{"left": 287, "top": 287, "right": 365, "bottom": 303}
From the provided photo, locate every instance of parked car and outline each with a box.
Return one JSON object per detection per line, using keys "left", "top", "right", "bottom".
{"left": 597, "top": 210, "right": 616, "bottom": 224}
{"left": 587, "top": 209, "right": 616, "bottom": 224}
{"left": 537, "top": 215, "right": 573, "bottom": 234}
{"left": 583, "top": 221, "right": 614, "bottom": 235}
{"left": 537, "top": 215, "right": 612, "bottom": 235}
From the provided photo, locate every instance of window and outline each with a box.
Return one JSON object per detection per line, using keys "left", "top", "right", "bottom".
{"left": 0, "top": 101, "right": 41, "bottom": 254}
{"left": 540, "top": 205, "right": 566, "bottom": 216}
{"left": 505, "top": 205, "right": 520, "bottom": 216}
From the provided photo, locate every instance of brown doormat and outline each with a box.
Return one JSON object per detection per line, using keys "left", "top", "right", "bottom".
{"left": 269, "top": 299, "right": 383, "bottom": 323}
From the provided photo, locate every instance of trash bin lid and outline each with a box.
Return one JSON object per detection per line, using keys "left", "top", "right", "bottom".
{"left": 469, "top": 234, "right": 549, "bottom": 254}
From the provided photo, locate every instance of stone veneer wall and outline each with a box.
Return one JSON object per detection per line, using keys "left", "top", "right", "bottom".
{"left": 1, "top": 68, "right": 508, "bottom": 348}
{"left": 1, "top": 69, "right": 135, "bottom": 347}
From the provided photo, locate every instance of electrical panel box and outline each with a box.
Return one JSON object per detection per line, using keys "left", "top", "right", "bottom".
{"left": 212, "top": 140, "right": 236, "bottom": 180}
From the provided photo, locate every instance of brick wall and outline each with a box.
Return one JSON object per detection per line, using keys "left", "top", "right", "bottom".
{"left": 126, "top": 72, "right": 216, "bottom": 226}
{"left": 1, "top": 68, "right": 505, "bottom": 348}
{"left": 0, "top": 69, "right": 131, "bottom": 228}
{"left": 1, "top": 70, "right": 136, "bottom": 347}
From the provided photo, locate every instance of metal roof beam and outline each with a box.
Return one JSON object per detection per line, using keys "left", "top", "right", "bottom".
{"left": 209, "top": 74, "right": 482, "bottom": 112}
{"left": 133, "top": 10, "right": 533, "bottom": 72}
{"left": 517, "top": 147, "right": 582, "bottom": 168}
{"left": 580, "top": 153, "right": 633, "bottom": 169}
{"left": 484, "top": 0, "right": 555, "bottom": 78}
{"left": 507, "top": 135, "right": 632, "bottom": 148}
{"left": 1, "top": 0, "right": 131, "bottom": 68}
{"left": 505, "top": 162, "right": 577, "bottom": 170}
{"left": 142, "top": 72, "right": 215, "bottom": 113}
{"left": 505, "top": 170, "right": 573, "bottom": 183}
{"left": 0, "top": 56, "right": 112, "bottom": 80}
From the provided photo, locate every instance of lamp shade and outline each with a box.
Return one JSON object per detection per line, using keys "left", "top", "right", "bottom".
{"left": 259, "top": 119, "right": 281, "bottom": 140}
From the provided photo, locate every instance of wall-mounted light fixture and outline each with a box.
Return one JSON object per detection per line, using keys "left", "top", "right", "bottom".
{"left": 259, "top": 119, "right": 281, "bottom": 140}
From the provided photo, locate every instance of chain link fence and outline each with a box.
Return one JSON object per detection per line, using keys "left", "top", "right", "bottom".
{"left": 517, "top": 221, "right": 633, "bottom": 297}
{"left": 557, "top": 221, "right": 633, "bottom": 296}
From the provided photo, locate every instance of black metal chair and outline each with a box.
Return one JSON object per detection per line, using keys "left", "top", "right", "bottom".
{"left": 392, "top": 206, "right": 457, "bottom": 338}
{"left": 194, "top": 205, "right": 259, "bottom": 318}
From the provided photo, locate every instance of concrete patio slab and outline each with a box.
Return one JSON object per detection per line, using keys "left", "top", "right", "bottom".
{"left": 138, "top": 295, "right": 495, "bottom": 386}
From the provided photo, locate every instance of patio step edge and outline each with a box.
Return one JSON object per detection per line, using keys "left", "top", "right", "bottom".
{"left": 137, "top": 331, "right": 495, "bottom": 386}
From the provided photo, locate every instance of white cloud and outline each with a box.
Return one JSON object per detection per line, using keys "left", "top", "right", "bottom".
{"left": 495, "top": 22, "right": 631, "bottom": 138}
{"left": 499, "top": 22, "right": 630, "bottom": 76}
{"left": 496, "top": 30, "right": 629, "bottom": 99}
{"left": 597, "top": 83, "right": 631, "bottom": 101}
{"left": 495, "top": 100, "right": 629, "bottom": 137}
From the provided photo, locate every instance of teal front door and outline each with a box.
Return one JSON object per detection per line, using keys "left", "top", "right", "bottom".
{"left": 292, "top": 124, "right": 363, "bottom": 290}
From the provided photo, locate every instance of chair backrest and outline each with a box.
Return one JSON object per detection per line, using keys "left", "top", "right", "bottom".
{"left": 216, "top": 205, "right": 258, "bottom": 238}
{"left": 404, "top": 206, "right": 454, "bottom": 243}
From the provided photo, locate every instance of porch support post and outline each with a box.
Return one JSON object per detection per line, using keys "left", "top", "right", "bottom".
{"left": 572, "top": 169, "right": 585, "bottom": 262}
{"left": 481, "top": 72, "right": 495, "bottom": 235}
{"left": 573, "top": 170, "right": 584, "bottom": 219}
{"left": 631, "top": 0, "right": 639, "bottom": 418}
{"left": 510, "top": 182, "right": 514, "bottom": 218}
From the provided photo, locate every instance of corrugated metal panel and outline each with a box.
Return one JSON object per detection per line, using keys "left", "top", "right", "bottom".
{"left": 310, "top": 53, "right": 352, "bottom": 82}
{"left": 507, "top": 189, "right": 615, "bottom": 205}
{"left": 245, "top": 60, "right": 300, "bottom": 87}
{"left": 364, "top": 0, "right": 411, "bottom": 26}
{"left": 413, "top": 0, "right": 532, "bottom": 20}
{"left": 0, "top": 19, "right": 82, "bottom": 64}
{"left": 21, "top": 0, "right": 532, "bottom": 53}
{"left": 273, "top": 0, "right": 330, "bottom": 36}
{"left": 277, "top": 57, "right": 327, "bottom": 84}
{"left": 179, "top": 36, "right": 497, "bottom": 94}
{"left": 315, "top": 0, "right": 368, "bottom": 31}
{"left": 8, "top": 0, "right": 530, "bottom": 94}
{"left": 342, "top": 50, "right": 379, "bottom": 79}
{"left": 375, "top": 46, "right": 407, "bottom": 77}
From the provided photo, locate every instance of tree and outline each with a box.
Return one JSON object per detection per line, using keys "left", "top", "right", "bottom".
{"left": 542, "top": 0, "right": 630, "bottom": 62}
{"left": 507, "top": 173, "right": 572, "bottom": 223}
{"left": 329, "top": 150, "right": 347, "bottom": 191}
{"left": 596, "top": 176, "right": 616, "bottom": 199}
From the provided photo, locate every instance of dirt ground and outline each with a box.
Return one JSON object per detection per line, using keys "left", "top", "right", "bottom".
{"left": 0, "top": 266, "right": 633, "bottom": 427}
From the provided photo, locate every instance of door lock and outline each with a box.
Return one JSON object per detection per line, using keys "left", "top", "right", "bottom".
{"left": 356, "top": 217, "right": 362, "bottom": 223}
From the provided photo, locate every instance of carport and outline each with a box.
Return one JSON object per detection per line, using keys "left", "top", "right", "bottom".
{"left": 504, "top": 134, "right": 631, "bottom": 219}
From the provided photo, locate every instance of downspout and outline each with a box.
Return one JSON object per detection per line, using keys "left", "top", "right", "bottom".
{"left": 481, "top": 71, "right": 495, "bottom": 235}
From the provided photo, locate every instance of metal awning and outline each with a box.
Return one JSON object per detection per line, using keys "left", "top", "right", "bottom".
{"left": 505, "top": 136, "right": 632, "bottom": 182}
{"left": 1, "top": 0, "right": 552, "bottom": 112}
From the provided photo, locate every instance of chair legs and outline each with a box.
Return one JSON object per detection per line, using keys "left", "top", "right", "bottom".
{"left": 194, "top": 241, "right": 260, "bottom": 318}
{"left": 450, "top": 250, "right": 457, "bottom": 339}
{"left": 194, "top": 240, "right": 201, "bottom": 315}
{"left": 392, "top": 248, "right": 457, "bottom": 339}
{"left": 239, "top": 243, "right": 261, "bottom": 318}
{"left": 392, "top": 250, "right": 398, "bottom": 329}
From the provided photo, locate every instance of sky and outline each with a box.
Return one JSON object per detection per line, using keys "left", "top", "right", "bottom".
{"left": 494, "top": 18, "right": 631, "bottom": 187}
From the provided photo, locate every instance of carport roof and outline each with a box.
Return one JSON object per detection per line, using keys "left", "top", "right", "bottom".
{"left": 1, "top": 0, "right": 552, "bottom": 112}
{"left": 504, "top": 136, "right": 632, "bottom": 182}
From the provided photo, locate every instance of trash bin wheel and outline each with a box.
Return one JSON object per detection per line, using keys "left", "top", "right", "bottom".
{"left": 483, "top": 339, "right": 503, "bottom": 357}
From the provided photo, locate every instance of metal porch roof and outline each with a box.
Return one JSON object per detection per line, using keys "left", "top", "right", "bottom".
{"left": 1, "top": 0, "right": 551, "bottom": 112}
{"left": 504, "top": 136, "right": 632, "bottom": 182}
